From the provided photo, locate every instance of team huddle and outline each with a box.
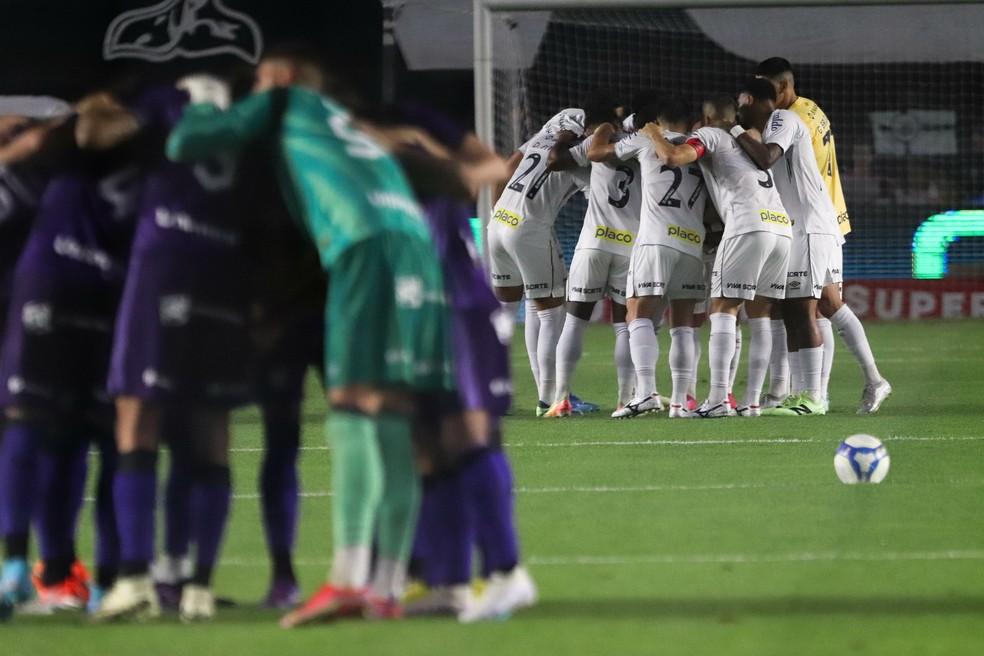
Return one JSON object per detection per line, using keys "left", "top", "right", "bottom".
{"left": 489, "top": 57, "right": 892, "bottom": 421}
{"left": 0, "top": 47, "right": 531, "bottom": 626}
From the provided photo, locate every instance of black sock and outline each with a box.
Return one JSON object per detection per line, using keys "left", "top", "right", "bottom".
{"left": 40, "top": 555, "right": 75, "bottom": 586}
{"left": 191, "top": 564, "right": 213, "bottom": 587}
{"left": 4, "top": 533, "right": 28, "bottom": 560}
{"left": 119, "top": 560, "right": 150, "bottom": 577}
{"left": 272, "top": 550, "right": 296, "bottom": 583}
{"left": 97, "top": 565, "right": 118, "bottom": 590}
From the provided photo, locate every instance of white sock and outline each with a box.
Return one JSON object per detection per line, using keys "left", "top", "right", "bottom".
{"left": 498, "top": 300, "right": 521, "bottom": 343}
{"left": 708, "top": 313, "right": 737, "bottom": 406}
{"left": 744, "top": 318, "right": 772, "bottom": 407}
{"left": 689, "top": 327, "right": 701, "bottom": 398}
{"left": 669, "top": 326, "right": 695, "bottom": 407}
{"left": 524, "top": 301, "right": 540, "bottom": 396}
{"left": 554, "top": 314, "right": 588, "bottom": 402}
{"left": 788, "top": 350, "right": 804, "bottom": 395}
{"left": 830, "top": 305, "right": 882, "bottom": 386}
{"left": 370, "top": 558, "right": 407, "bottom": 600}
{"left": 613, "top": 322, "right": 634, "bottom": 405}
{"left": 800, "top": 345, "right": 823, "bottom": 402}
{"left": 817, "top": 317, "right": 835, "bottom": 400}
{"left": 628, "top": 318, "right": 658, "bottom": 400}
{"left": 330, "top": 545, "right": 372, "bottom": 589}
{"left": 728, "top": 324, "right": 742, "bottom": 395}
{"left": 535, "top": 305, "right": 565, "bottom": 404}
{"left": 769, "top": 319, "right": 789, "bottom": 398}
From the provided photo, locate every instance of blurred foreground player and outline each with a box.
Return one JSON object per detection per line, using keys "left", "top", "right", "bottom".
{"left": 167, "top": 47, "right": 451, "bottom": 627}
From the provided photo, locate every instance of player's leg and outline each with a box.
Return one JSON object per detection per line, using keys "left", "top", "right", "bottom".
{"left": 0, "top": 413, "right": 40, "bottom": 615}
{"left": 518, "top": 234, "right": 567, "bottom": 414}
{"left": 90, "top": 430, "right": 120, "bottom": 614}
{"left": 763, "top": 302, "right": 790, "bottom": 408}
{"left": 611, "top": 301, "right": 634, "bottom": 410}
{"left": 488, "top": 225, "right": 536, "bottom": 405}
{"left": 688, "top": 313, "right": 704, "bottom": 410}
{"left": 153, "top": 419, "right": 194, "bottom": 611}
{"left": 668, "top": 300, "right": 697, "bottom": 418}
{"left": 740, "top": 299, "right": 773, "bottom": 417}
{"left": 816, "top": 310, "right": 835, "bottom": 410}
{"left": 818, "top": 243, "right": 891, "bottom": 414}
{"left": 728, "top": 317, "right": 743, "bottom": 409}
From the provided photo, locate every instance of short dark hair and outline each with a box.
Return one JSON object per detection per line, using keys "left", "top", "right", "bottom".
{"left": 262, "top": 41, "right": 330, "bottom": 90}
{"left": 657, "top": 96, "right": 693, "bottom": 127}
{"left": 630, "top": 89, "right": 661, "bottom": 129}
{"left": 581, "top": 89, "right": 618, "bottom": 128}
{"left": 740, "top": 77, "right": 778, "bottom": 103}
{"left": 756, "top": 57, "right": 794, "bottom": 80}
{"left": 703, "top": 94, "right": 737, "bottom": 119}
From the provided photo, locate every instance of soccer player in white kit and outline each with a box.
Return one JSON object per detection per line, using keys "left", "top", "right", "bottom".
{"left": 733, "top": 78, "right": 842, "bottom": 415}
{"left": 645, "top": 93, "right": 792, "bottom": 418}
{"left": 590, "top": 98, "right": 709, "bottom": 419}
{"left": 543, "top": 105, "right": 639, "bottom": 417}
{"left": 487, "top": 108, "right": 595, "bottom": 415}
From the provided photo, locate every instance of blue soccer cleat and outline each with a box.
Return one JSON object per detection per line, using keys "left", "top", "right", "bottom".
{"left": 0, "top": 558, "right": 35, "bottom": 621}
{"left": 569, "top": 394, "right": 599, "bottom": 414}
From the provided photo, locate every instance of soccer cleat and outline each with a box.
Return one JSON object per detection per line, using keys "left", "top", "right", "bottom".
{"left": 727, "top": 392, "right": 738, "bottom": 410}
{"left": 262, "top": 579, "right": 301, "bottom": 610}
{"left": 87, "top": 585, "right": 106, "bottom": 616}
{"left": 363, "top": 595, "right": 403, "bottom": 620}
{"left": 759, "top": 393, "right": 787, "bottom": 410}
{"left": 544, "top": 398, "right": 573, "bottom": 418}
{"left": 179, "top": 584, "right": 216, "bottom": 623}
{"left": 404, "top": 585, "right": 475, "bottom": 618}
{"left": 569, "top": 394, "right": 599, "bottom": 414}
{"left": 610, "top": 393, "right": 663, "bottom": 419}
{"left": 736, "top": 405, "right": 761, "bottom": 418}
{"left": 31, "top": 560, "right": 91, "bottom": 611}
{"left": 534, "top": 401, "right": 549, "bottom": 418}
{"left": 667, "top": 404, "right": 691, "bottom": 419}
{"left": 279, "top": 584, "right": 365, "bottom": 628}
{"left": 93, "top": 575, "right": 161, "bottom": 622}
{"left": 858, "top": 379, "right": 892, "bottom": 415}
{"left": 458, "top": 566, "right": 537, "bottom": 623}
{"left": 686, "top": 395, "right": 698, "bottom": 412}
{"left": 692, "top": 400, "right": 736, "bottom": 419}
{"left": 0, "top": 558, "right": 35, "bottom": 621}
{"left": 762, "top": 394, "right": 826, "bottom": 417}
{"left": 155, "top": 581, "right": 183, "bottom": 611}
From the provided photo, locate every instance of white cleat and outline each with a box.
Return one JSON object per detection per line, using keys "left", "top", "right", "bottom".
{"left": 858, "top": 379, "right": 892, "bottom": 415}
{"left": 179, "top": 584, "right": 215, "bottom": 623}
{"left": 759, "top": 393, "right": 787, "bottom": 410}
{"left": 667, "top": 404, "right": 691, "bottom": 419}
{"left": 405, "top": 585, "right": 475, "bottom": 618}
{"left": 610, "top": 393, "right": 663, "bottom": 419}
{"left": 92, "top": 576, "right": 160, "bottom": 623}
{"left": 458, "top": 566, "right": 537, "bottom": 623}
{"left": 693, "top": 400, "right": 736, "bottom": 419}
{"left": 736, "top": 405, "right": 761, "bottom": 417}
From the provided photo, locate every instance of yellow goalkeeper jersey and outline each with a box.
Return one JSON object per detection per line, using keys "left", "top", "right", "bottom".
{"left": 789, "top": 96, "right": 851, "bottom": 235}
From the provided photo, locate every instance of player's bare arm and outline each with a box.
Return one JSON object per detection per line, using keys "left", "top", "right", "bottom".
{"left": 735, "top": 131, "right": 783, "bottom": 171}
{"left": 74, "top": 93, "right": 141, "bottom": 150}
{"left": 642, "top": 121, "right": 699, "bottom": 168}
{"left": 493, "top": 149, "right": 524, "bottom": 200}
{"left": 585, "top": 122, "right": 617, "bottom": 163}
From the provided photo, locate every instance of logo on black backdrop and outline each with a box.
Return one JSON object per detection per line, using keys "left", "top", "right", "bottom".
{"left": 103, "top": 0, "right": 263, "bottom": 64}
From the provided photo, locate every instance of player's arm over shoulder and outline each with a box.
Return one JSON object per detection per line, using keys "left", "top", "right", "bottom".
{"left": 166, "top": 89, "right": 284, "bottom": 163}
{"left": 649, "top": 123, "right": 704, "bottom": 167}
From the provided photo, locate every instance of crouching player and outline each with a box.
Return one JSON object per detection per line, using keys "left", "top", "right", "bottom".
{"left": 166, "top": 46, "right": 451, "bottom": 627}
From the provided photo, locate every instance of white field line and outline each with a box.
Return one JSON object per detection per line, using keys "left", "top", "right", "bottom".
{"left": 217, "top": 549, "right": 984, "bottom": 569}
{"left": 221, "top": 435, "right": 984, "bottom": 453}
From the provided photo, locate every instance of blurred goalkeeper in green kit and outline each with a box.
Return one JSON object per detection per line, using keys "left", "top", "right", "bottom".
{"left": 166, "top": 45, "right": 452, "bottom": 627}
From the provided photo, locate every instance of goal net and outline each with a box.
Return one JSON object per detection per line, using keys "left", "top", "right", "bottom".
{"left": 482, "top": 2, "right": 984, "bottom": 320}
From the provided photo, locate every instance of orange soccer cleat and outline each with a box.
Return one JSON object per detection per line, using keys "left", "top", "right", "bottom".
{"left": 279, "top": 584, "right": 366, "bottom": 628}
{"left": 32, "top": 560, "right": 91, "bottom": 611}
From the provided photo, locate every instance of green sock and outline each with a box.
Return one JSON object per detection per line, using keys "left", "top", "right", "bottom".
{"left": 373, "top": 414, "right": 421, "bottom": 562}
{"left": 327, "top": 412, "right": 383, "bottom": 550}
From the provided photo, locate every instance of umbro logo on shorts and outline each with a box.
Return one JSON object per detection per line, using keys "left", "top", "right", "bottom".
{"left": 788, "top": 280, "right": 802, "bottom": 290}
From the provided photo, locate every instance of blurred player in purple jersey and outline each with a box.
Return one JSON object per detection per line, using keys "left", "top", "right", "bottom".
{"left": 0, "top": 93, "right": 153, "bottom": 618}
{"left": 378, "top": 104, "right": 536, "bottom": 621}
{"left": 94, "top": 81, "right": 250, "bottom": 623}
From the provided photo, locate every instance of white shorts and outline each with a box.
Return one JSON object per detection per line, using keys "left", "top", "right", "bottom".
{"left": 711, "top": 232, "right": 790, "bottom": 301}
{"left": 693, "top": 251, "right": 716, "bottom": 314}
{"left": 786, "top": 234, "right": 843, "bottom": 299}
{"left": 567, "top": 248, "right": 629, "bottom": 304}
{"left": 487, "top": 223, "right": 566, "bottom": 299}
{"left": 627, "top": 244, "right": 705, "bottom": 301}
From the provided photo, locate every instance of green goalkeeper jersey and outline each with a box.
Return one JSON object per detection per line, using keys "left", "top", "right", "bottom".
{"left": 166, "top": 86, "right": 432, "bottom": 267}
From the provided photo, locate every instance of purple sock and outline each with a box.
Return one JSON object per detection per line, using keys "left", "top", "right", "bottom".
{"left": 425, "top": 471, "right": 473, "bottom": 587}
{"left": 35, "top": 442, "right": 88, "bottom": 563}
{"left": 0, "top": 422, "right": 40, "bottom": 558}
{"left": 163, "top": 450, "right": 194, "bottom": 558}
{"left": 190, "top": 465, "right": 231, "bottom": 586}
{"left": 462, "top": 449, "right": 520, "bottom": 576}
{"left": 94, "top": 436, "right": 120, "bottom": 587}
{"left": 259, "top": 406, "right": 300, "bottom": 580}
{"left": 410, "top": 478, "right": 437, "bottom": 580}
{"left": 114, "top": 450, "right": 158, "bottom": 576}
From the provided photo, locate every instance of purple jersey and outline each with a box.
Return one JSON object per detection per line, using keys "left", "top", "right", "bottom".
{"left": 0, "top": 165, "right": 45, "bottom": 303}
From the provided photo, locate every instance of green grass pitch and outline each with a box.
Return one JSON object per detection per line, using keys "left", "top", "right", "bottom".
{"left": 6, "top": 318, "right": 984, "bottom": 655}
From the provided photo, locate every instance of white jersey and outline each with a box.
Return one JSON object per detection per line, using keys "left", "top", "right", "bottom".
{"left": 762, "top": 109, "right": 844, "bottom": 243}
{"left": 568, "top": 132, "right": 641, "bottom": 256}
{"left": 689, "top": 126, "right": 792, "bottom": 241}
{"left": 491, "top": 109, "right": 590, "bottom": 234}
{"left": 616, "top": 130, "right": 707, "bottom": 259}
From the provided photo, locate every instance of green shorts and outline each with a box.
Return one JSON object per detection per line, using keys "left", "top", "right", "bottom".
{"left": 325, "top": 231, "right": 452, "bottom": 393}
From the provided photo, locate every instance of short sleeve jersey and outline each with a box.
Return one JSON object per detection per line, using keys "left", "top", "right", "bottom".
{"left": 616, "top": 130, "right": 707, "bottom": 258}
{"left": 688, "top": 126, "right": 791, "bottom": 241}
{"left": 491, "top": 109, "right": 590, "bottom": 233}
{"left": 762, "top": 109, "right": 842, "bottom": 242}
{"left": 568, "top": 132, "right": 641, "bottom": 256}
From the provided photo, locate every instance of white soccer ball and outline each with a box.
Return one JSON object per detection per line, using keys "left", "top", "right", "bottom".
{"left": 834, "top": 434, "right": 890, "bottom": 484}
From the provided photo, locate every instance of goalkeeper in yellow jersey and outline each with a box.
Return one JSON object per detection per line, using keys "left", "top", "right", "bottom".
{"left": 755, "top": 58, "right": 891, "bottom": 415}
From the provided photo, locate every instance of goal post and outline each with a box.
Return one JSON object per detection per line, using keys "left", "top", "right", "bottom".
{"left": 473, "top": 0, "right": 984, "bottom": 319}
